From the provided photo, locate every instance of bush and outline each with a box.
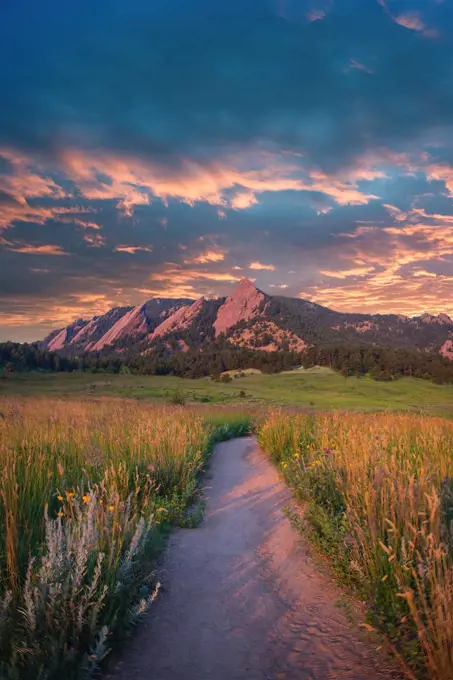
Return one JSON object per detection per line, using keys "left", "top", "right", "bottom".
{"left": 166, "top": 389, "right": 186, "bottom": 405}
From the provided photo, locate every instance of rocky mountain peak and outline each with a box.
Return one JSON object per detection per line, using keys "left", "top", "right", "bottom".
{"left": 213, "top": 278, "right": 266, "bottom": 336}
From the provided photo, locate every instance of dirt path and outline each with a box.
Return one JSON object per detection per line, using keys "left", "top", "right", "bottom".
{"left": 110, "top": 438, "right": 396, "bottom": 680}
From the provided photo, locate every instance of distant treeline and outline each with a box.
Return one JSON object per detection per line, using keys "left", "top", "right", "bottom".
{"left": 1, "top": 340, "right": 453, "bottom": 383}
{"left": 302, "top": 343, "right": 453, "bottom": 384}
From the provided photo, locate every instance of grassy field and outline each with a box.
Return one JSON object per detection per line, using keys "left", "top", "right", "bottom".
{"left": 259, "top": 412, "right": 453, "bottom": 680}
{"left": 2, "top": 371, "right": 453, "bottom": 678}
{"left": 0, "top": 397, "right": 251, "bottom": 679}
{"left": 2, "top": 367, "right": 453, "bottom": 415}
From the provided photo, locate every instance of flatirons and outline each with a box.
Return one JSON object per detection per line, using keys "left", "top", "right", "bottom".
{"left": 42, "top": 278, "right": 453, "bottom": 358}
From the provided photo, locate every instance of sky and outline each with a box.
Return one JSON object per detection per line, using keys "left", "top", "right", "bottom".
{"left": 2, "top": 0, "right": 453, "bottom": 341}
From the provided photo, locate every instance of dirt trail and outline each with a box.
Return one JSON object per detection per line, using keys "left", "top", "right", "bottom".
{"left": 110, "top": 438, "right": 396, "bottom": 680}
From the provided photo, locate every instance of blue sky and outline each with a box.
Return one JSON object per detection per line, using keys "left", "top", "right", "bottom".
{"left": 1, "top": 0, "right": 453, "bottom": 341}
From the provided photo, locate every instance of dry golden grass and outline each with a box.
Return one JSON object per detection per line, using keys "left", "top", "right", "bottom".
{"left": 0, "top": 396, "right": 253, "bottom": 679}
{"left": 259, "top": 411, "right": 453, "bottom": 680}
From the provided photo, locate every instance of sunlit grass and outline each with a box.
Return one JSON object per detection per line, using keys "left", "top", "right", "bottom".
{"left": 259, "top": 411, "right": 453, "bottom": 679}
{"left": 0, "top": 396, "right": 251, "bottom": 679}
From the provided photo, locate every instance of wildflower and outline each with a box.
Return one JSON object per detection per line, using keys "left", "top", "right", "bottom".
{"left": 99, "top": 499, "right": 103, "bottom": 505}
{"left": 108, "top": 505, "right": 114, "bottom": 511}
{"left": 82, "top": 494, "right": 90, "bottom": 504}
{"left": 57, "top": 495, "right": 64, "bottom": 501}
{"left": 323, "top": 448, "right": 333, "bottom": 454}
{"left": 67, "top": 491, "right": 75, "bottom": 498}
{"left": 57, "top": 511, "right": 64, "bottom": 517}
{"left": 282, "top": 462, "right": 288, "bottom": 469}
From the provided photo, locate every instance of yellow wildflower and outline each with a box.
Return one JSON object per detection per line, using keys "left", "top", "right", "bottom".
{"left": 82, "top": 494, "right": 90, "bottom": 504}
{"left": 57, "top": 495, "right": 64, "bottom": 501}
{"left": 57, "top": 511, "right": 64, "bottom": 517}
{"left": 67, "top": 492, "right": 75, "bottom": 498}
{"left": 99, "top": 499, "right": 103, "bottom": 505}
{"left": 108, "top": 505, "right": 114, "bottom": 511}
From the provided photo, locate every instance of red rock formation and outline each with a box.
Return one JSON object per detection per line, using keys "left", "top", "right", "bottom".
{"left": 213, "top": 278, "right": 265, "bottom": 336}
{"left": 440, "top": 339, "right": 453, "bottom": 359}
{"left": 91, "top": 305, "right": 148, "bottom": 351}
{"left": 151, "top": 298, "right": 205, "bottom": 339}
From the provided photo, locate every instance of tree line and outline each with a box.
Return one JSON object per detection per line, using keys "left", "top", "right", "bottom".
{"left": 1, "top": 340, "right": 453, "bottom": 384}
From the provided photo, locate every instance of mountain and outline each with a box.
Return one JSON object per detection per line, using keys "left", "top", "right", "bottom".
{"left": 41, "top": 278, "right": 453, "bottom": 358}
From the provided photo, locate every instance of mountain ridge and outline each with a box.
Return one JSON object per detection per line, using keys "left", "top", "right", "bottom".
{"left": 41, "top": 278, "right": 453, "bottom": 358}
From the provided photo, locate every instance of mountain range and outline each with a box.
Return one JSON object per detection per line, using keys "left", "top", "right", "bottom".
{"left": 42, "top": 278, "right": 453, "bottom": 359}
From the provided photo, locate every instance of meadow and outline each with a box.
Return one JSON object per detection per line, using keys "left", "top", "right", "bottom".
{"left": 2, "top": 367, "right": 453, "bottom": 415}
{"left": 2, "top": 378, "right": 453, "bottom": 679}
{"left": 0, "top": 397, "right": 251, "bottom": 679}
{"left": 259, "top": 412, "right": 453, "bottom": 680}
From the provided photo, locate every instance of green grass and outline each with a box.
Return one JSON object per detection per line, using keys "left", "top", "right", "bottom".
{"left": 2, "top": 367, "right": 453, "bottom": 415}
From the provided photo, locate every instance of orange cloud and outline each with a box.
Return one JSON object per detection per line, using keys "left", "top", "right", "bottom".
{"left": 150, "top": 267, "right": 242, "bottom": 284}
{"left": 249, "top": 261, "right": 276, "bottom": 271}
{"left": 0, "top": 148, "right": 67, "bottom": 202}
{"left": 186, "top": 249, "right": 226, "bottom": 264}
{"left": 0, "top": 144, "right": 384, "bottom": 230}
{"left": 59, "top": 147, "right": 381, "bottom": 212}
{"left": 320, "top": 266, "right": 376, "bottom": 279}
{"left": 230, "top": 191, "right": 258, "bottom": 210}
{"left": 2, "top": 240, "right": 69, "bottom": 256}
{"left": 303, "top": 203, "right": 453, "bottom": 315}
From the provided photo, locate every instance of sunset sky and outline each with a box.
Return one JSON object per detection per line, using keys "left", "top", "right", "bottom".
{"left": 2, "top": 0, "right": 453, "bottom": 341}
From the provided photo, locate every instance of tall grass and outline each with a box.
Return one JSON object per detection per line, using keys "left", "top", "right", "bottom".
{"left": 259, "top": 411, "right": 453, "bottom": 680}
{"left": 0, "top": 397, "right": 250, "bottom": 679}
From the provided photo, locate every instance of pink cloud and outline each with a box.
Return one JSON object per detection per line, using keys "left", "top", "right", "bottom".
{"left": 348, "top": 58, "right": 373, "bottom": 75}
{"left": 83, "top": 233, "right": 106, "bottom": 248}
{"left": 307, "top": 9, "right": 326, "bottom": 22}
{"left": 394, "top": 12, "right": 426, "bottom": 32}
{"left": 114, "top": 244, "right": 153, "bottom": 254}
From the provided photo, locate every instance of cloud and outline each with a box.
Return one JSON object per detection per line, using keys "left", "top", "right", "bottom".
{"left": 2, "top": 240, "right": 68, "bottom": 256}
{"left": 307, "top": 10, "right": 326, "bottom": 23}
{"left": 348, "top": 59, "right": 373, "bottom": 75}
{"left": 114, "top": 244, "right": 153, "bottom": 254}
{"left": 186, "top": 249, "right": 226, "bottom": 264}
{"left": 320, "top": 266, "right": 376, "bottom": 279}
{"left": 230, "top": 191, "right": 258, "bottom": 210}
{"left": 377, "top": 3, "right": 437, "bottom": 38}
{"left": 249, "top": 261, "right": 276, "bottom": 271}
{"left": 83, "top": 233, "right": 106, "bottom": 248}
{"left": 394, "top": 12, "right": 426, "bottom": 32}
{"left": 150, "top": 267, "right": 242, "bottom": 284}
{"left": 0, "top": 145, "right": 380, "bottom": 220}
